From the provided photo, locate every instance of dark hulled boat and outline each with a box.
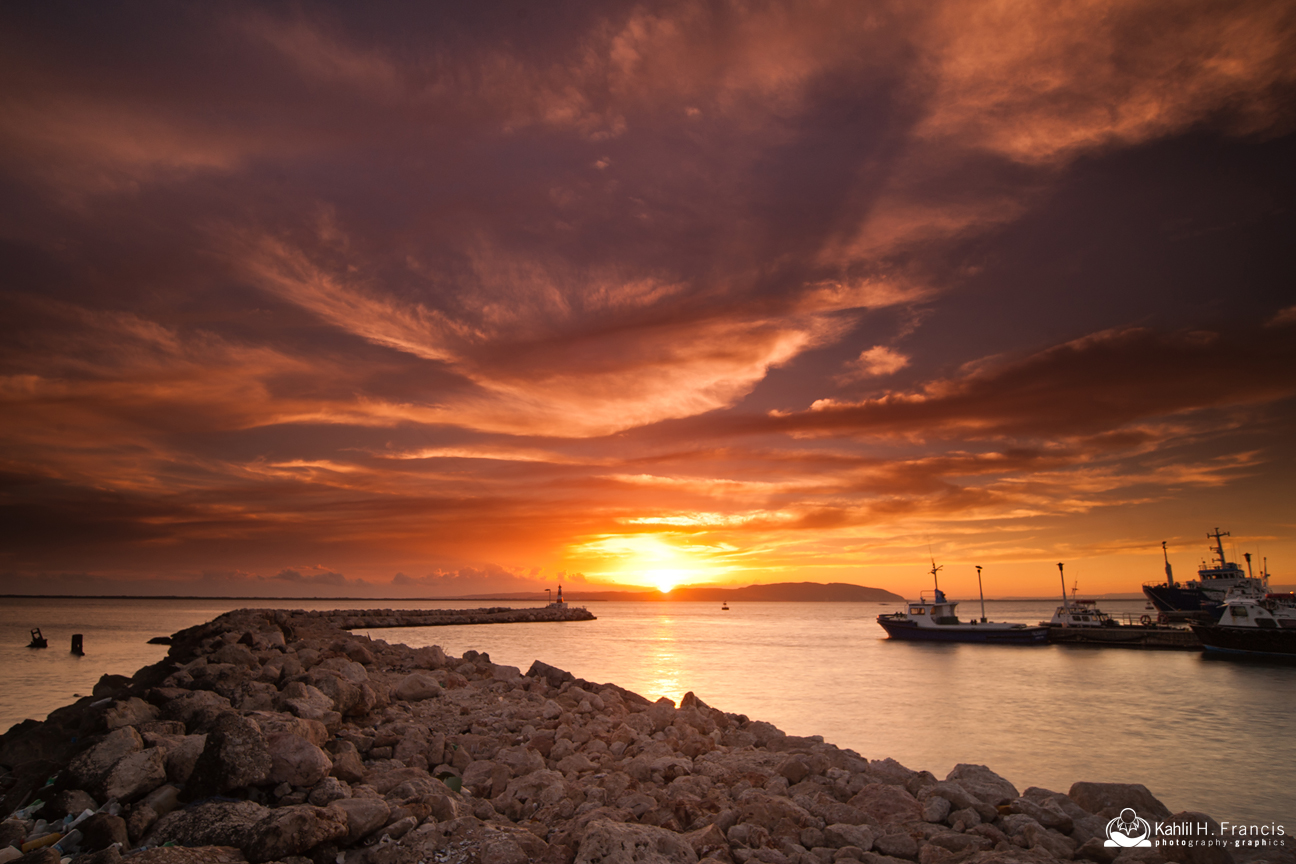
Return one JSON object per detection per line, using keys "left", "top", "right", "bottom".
{"left": 876, "top": 562, "right": 1049, "bottom": 645}
{"left": 1142, "top": 530, "right": 1267, "bottom": 614}
{"left": 1190, "top": 596, "right": 1296, "bottom": 657}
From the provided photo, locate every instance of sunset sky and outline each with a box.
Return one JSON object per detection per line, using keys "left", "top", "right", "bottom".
{"left": 2, "top": 1, "right": 1294, "bottom": 599}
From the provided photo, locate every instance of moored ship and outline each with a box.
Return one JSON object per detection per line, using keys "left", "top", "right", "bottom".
{"left": 1142, "top": 530, "right": 1267, "bottom": 614}
{"left": 876, "top": 562, "right": 1049, "bottom": 644}
{"left": 1190, "top": 595, "right": 1296, "bottom": 657}
{"left": 1044, "top": 564, "right": 1198, "bottom": 650}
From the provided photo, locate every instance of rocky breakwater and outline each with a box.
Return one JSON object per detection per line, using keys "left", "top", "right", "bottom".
{"left": 1, "top": 610, "right": 1284, "bottom": 864}
{"left": 291, "top": 607, "right": 597, "bottom": 630}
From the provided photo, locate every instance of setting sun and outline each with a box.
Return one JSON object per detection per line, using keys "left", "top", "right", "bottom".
{"left": 645, "top": 569, "right": 685, "bottom": 593}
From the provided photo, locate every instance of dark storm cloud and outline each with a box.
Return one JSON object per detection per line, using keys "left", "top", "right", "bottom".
{"left": 1, "top": 0, "right": 1294, "bottom": 590}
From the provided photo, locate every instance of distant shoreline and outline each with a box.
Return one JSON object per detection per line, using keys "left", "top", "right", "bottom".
{"left": 0, "top": 593, "right": 1145, "bottom": 601}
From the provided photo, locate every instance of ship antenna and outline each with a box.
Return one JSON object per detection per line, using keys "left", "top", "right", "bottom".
{"left": 975, "top": 565, "right": 986, "bottom": 622}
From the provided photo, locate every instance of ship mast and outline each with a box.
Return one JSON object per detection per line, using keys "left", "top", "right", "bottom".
{"left": 1057, "top": 562, "right": 1068, "bottom": 612}
{"left": 975, "top": 565, "right": 987, "bottom": 623}
{"left": 1162, "top": 541, "right": 1175, "bottom": 588}
{"left": 1208, "top": 528, "right": 1230, "bottom": 567}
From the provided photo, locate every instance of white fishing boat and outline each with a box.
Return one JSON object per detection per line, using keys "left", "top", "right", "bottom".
{"left": 1043, "top": 564, "right": 1198, "bottom": 650}
{"left": 876, "top": 562, "right": 1048, "bottom": 644}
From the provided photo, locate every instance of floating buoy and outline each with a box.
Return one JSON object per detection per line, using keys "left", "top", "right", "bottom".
{"left": 28, "top": 628, "right": 47, "bottom": 648}
{"left": 71, "top": 634, "right": 84, "bottom": 656}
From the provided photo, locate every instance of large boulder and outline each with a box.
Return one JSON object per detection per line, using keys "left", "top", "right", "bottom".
{"left": 127, "top": 849, "right": 245, "bottom": 864}
{"left": 103, "top": 698, "right": 161, "bottom": 731}
{"left": 496, "top": 769, "right": 567, "bottom": 821}
{"left": 392, "top": 672, "right": 442, "bottom": 701}
{"left": 159, "top": 691, "right": 233, "bottom": 732}
{"left": 266, "top": 732, "right": 332, "bottom": 788}
{"left": 101, "top": 747, "right": 167, "bottom": 803}
{"left": 276, "top": 682, "right": 334, "bottom": 720}
{"left": 244, "top": 804, "right": 348, "bottom": 864}
{"left": 67, "top": 727, "right": 144, "bottom": 791}
{"left": 146, "top": 801, "right": 271, "bottom": 849}
{"left": 575, "top": 819, "right": 699, "bottom": 864}
{"left": 160, "top": 734, "right": 207, "bottom": 785}
{"left": 848, "top": 784, "right": 923, "bottom": 825}
{"left": 946, "top": 764, "right": 1019, "bottom": 806}
{"left": 329, "top": 797, "right": 390, "bottom": 844}
{"left": 825, "top": 823, "right": 876, "bottom": 850}
{"left": 80, "top": 814, "right": 129, "bottom": 852}
{"left": 1068, "top": 782, "right": 1172, "bottom": 819}
{"left": 182, "top": 714, "right": 271, "bottom": 800}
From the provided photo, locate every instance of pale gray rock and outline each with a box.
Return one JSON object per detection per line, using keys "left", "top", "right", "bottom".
{"left": 577, "top": 818, "right": 700, "bottom": 864}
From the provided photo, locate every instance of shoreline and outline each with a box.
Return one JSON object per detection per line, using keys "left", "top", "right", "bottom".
{"left": 1, "top": 608, "right": 1283, "bottom": 864}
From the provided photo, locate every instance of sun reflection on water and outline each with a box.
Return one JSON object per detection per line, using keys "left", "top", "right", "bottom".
{"left": 644, "top": 615, "right": 683, "bottom": 703}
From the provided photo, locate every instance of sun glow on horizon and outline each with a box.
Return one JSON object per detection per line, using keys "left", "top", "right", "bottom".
{"left": 646, "top": 568, "right": 686, "bottom": 593}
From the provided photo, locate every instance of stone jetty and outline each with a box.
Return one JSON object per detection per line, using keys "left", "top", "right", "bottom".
{"left": 285, "top": 607, "right": 597, "bottom": 631}
{"left": 0, "top": 609, "right": 1283, "bottom": 864}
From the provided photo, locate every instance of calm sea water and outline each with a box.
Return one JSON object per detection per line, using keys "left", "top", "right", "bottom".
{"left": 2, "top": 597, "right": 1293, "bottom": 825}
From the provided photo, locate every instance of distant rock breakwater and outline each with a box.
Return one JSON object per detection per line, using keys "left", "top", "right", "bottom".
{"left": 0, "top": 608, "right": 1279, "bottom": 864}
{"left": 287, "top": 607, "right": 597, "bottom": 630}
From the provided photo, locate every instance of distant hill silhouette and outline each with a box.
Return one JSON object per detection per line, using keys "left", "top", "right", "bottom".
{"left": 454, "top": 581, "right": 903, "bottom": 602}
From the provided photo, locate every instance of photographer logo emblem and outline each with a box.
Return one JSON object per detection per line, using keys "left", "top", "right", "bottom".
{"left": 1105, "top": 809, "right": 1153, "bottom": 847}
